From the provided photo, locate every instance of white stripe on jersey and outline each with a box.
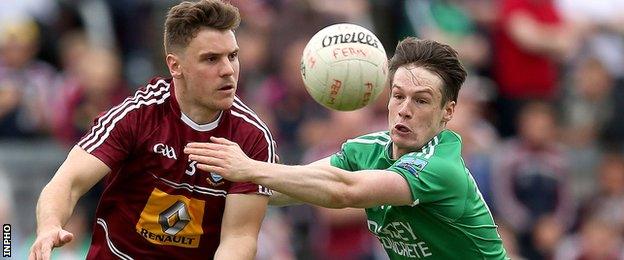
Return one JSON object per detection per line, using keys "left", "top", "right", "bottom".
{"left": 150, "top": 173, "right": 227, "bottom": 197}
{"left": 346, "top": 138, "right": 389, "bottom": 146}
{"left": 425, "top": 136, "right": 439, "bottom": 159}
{"left": 360, "top": 131, "right": 390, "bottom": 140}
{"left": 232, "top": 97, "right": 276, "bottom": 163}
{"left": 96, "top": 218, "right": 133, "bottom": 260}
{"left": 86, "top": 92, "right": 171, "bottom": 153}
{"left": 230, "top": 110, "right": 274, "bottom": 162}
{"left": 415, "top": 136, "right": 439, "bottom": 159}
{"left": 79, "top": 79, "right": 170, "bottom": 150}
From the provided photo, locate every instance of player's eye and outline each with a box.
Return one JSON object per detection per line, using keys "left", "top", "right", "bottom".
{"left": 202, "top": 56, "right": 218, "bottom": 63}
{"left": 415, "top": 99, "right": 428, "bottom": 104}
{"left": 392, "top": 94, "right": 404, "bottom": 100}
{"left": 228, "top": 52, "right": 238, "bottom": 61}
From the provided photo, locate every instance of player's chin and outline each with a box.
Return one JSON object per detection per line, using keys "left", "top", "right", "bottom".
{"left": 214, "top": 97, "right": 235, "bottom": 110}
{"left": 390, "top": 131, "right": 415, "bottom": 147}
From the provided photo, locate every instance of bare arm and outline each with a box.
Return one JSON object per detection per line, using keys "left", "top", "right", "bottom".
{"left": 507, "top": 11, "right": 577, "bottom": 58}
{"left": 30, "top": 146, "right": 110, "bottom": 260}
{"left": 214, "top": 193, "right": 268, "bottom": 259}
{"left": 268, "top": 157, "right": 329, "bottom": 207}
{"left": 268, "top": 191, "right": 303, "bottom": 207}
{"left": 186, "top": 137, "right": 413, "bottom": 209}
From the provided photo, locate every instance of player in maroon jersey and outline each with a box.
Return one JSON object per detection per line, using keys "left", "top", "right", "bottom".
{"left": 29, "top": 1, "right": 275, "bottom": 259}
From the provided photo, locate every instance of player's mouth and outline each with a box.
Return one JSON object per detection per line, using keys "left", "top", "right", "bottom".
{"left": 218, "top": 84, "right": 235, "bottom": 92}
{"left": 393, "top": 123, "right": 412, "bottom": 135}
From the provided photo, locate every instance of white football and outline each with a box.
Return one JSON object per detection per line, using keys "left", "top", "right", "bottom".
{"left": 300, "top": 23, "right": 388, "bottom": 111}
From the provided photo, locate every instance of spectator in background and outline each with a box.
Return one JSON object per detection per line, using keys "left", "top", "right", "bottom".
{"left": 0, "top": 19, "right": 59, "bottom": 138}
{"left": 52, "top": 47, "right": 129, "bottom": 146}
{"left": 575, "top": 152, "right": 624, "bottom": 237}
{"left": 555, "top": 0, "right": 624, "bottom": 149}
{"left": 555, "top": 216, "right": 624, "bottom": 260}
{"left": 561, "top": 56, "right": 617, "bottom": 199}
{"left": 447, "top": 78, "right": 499, "bottom": 206}
{"left": 531, "top": 214, "right": 564, "bottom": 260}
{"left": 302, "top": 110, "right": 382, "bottom": 260}
{"left": 252, "top": 38, "right": 327, "bottom": 164}
{"left": 407, "top": 0, "right": 490, "bottom": 70}
{"left": 255, "top": 208, "right": 295, "bottom": 260}
{"left": 556, "top": 0, "right": 624, "bottom": 81}
{"left": 492, "top": 101, "right": 574, "bottom": 260}
{"left": 235, "top": 26, "right": 270, "bottom": 97}
{"left": 492, "top": 0, "right": 577, "bottom": 137}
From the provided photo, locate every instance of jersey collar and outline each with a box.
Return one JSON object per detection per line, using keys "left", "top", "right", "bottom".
{"left": 181, "top": 111, "right": 222, "bottom": 132}
{"left": 170, "top": 78, "right": 223, "bottom": 132}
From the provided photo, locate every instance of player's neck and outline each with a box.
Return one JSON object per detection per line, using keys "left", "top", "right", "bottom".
{"left": 391, "top": 145, "right": 409, "bottom": 160}
{"left": 174, "top": 80, "right": 221, "bottom": 124}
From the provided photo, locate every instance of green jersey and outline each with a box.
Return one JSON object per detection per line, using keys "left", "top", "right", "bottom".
{"left": 330, "top": 130, "right": 507, "bottom": 259}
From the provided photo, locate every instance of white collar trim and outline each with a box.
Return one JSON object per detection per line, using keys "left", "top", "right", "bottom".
{"left": 181, "top": 111, "right": 222, "bottom": 131}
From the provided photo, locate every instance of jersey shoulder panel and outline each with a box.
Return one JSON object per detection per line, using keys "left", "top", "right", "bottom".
{"left": 229, "top": 96, "right": 276, "bottom": 163}
{"left": 387, "top": 130, "right": 468, "bottom": 207}
{"left": 77, "top": 78, "right": 173, "bottom": 168}
{"left": 331, "top": 131, "right": 390, "bottom": 171}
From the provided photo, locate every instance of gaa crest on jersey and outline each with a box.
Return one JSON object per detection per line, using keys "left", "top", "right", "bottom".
{"left": 396, "top": 157, "right": 428, "bottom": 177}
{"left": 153, "top": 143, "right": 178, "bottom": 160}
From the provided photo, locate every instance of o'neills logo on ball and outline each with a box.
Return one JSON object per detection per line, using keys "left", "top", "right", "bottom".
{"left": 322, "top": 31, "right": 379, "bottom": 48}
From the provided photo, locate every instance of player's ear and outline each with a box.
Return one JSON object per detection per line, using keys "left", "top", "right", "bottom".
{"left": 166, "top": 53, "right": 183, "bottom": 79}
{"left": 442, "top": 100, "right": 456, "bottom": 123}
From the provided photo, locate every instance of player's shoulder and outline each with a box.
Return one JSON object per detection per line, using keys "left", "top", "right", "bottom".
{"left": 127, "top": 77, "right": 172, "bottom": 106}
{"left": 227, "top": 95, "right": 274, "bottom": 141}
{"left": 345, "top": 131, "right": 391, "bottom": 145}
{"left": 137, "top": 77, "right": 172, "bottom": 97}
{"left": 402, "top": 130, "right": 464, "bottom": 172}
{"left": 92, "top": 77, "right": 172, "bottom": 122}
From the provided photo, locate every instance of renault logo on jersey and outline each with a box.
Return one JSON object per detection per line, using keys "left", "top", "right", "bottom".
{"left": 153, "top": 143, "right": 177, "bottom": 160}
{"left": 159, "top": 201, "right": 190, "bottom": 235}
{"left": 136, "top": 188, "right": 205, "bottom": 248}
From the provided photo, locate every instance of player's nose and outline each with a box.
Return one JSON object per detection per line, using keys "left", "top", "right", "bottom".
{"left": 219, "top": 58, "right": 235, "bottom": 77}
{"left": 397, "top": 102, "right": 412, "bottom": 119}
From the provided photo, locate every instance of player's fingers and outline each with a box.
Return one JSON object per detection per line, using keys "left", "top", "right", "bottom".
{"left": 184, "top": 144, "right": 225, "bottom": 155}
{"left": 185, "top": 148, "right": 225, "bottom": 159}
{"left": 209, "top": 136, "right": 236, "bottom": 145}
{"left": 28, "top": 245, "right": 37, "bottom": 260}
{"left": 185, "top": 142, "right": 224, "bottom": 150}
{"left": 196, "top": 163, "right": 225, "bottom": 174}
{"left": 188, "top": 154, "right": 224, "bottom": 166}
{"left": 40, "top": 241, "right": 54, "bottom": 260}
{"left": 31, "top": 242, "right": 44, "bottom": 260}
{"left": 57, "top": 230, "right": 74, "bottom": 246}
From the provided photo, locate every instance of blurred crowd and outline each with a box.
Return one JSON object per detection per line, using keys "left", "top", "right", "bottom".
{"left": 1, "top": 0, "right": 624, "bottom": 259}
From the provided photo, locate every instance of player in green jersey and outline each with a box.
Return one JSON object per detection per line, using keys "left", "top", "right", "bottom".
{"left": 185, "top": 37, "right": 508, "bottom": 259}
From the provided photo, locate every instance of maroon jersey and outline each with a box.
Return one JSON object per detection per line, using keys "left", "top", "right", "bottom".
{"left": 77, "top": 78, "right": 275, "bottom": 259}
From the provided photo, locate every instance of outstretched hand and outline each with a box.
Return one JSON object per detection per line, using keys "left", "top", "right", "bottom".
{"left": 184, "top": 136, "right": 258, "bottom": 182}
{"left": 29, "top": 228, "right": 74, "bottom": 260}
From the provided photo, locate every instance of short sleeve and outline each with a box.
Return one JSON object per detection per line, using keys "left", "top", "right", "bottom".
{"left": 228, "top": 128, "right": 276, "bottom": 196}
{"left": 387, "top": 153, "right": 464, "bottom": 206}
{"left": 77, "top": 107, "right": 137, "bottom": 170}
{"left": 330, "top": 142, "right": 356, "bottom": 171}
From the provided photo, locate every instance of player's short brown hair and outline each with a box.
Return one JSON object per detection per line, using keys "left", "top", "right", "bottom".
{"left": 387, "top": 37, "right": 467, "bottom": 106}
{"left": 164, "top": 0, "right": 240, "bottom": 54}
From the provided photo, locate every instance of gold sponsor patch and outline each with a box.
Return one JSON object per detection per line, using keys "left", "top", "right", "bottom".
{"left": 136, "top": 188, "right": 205, "bottom": 248}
